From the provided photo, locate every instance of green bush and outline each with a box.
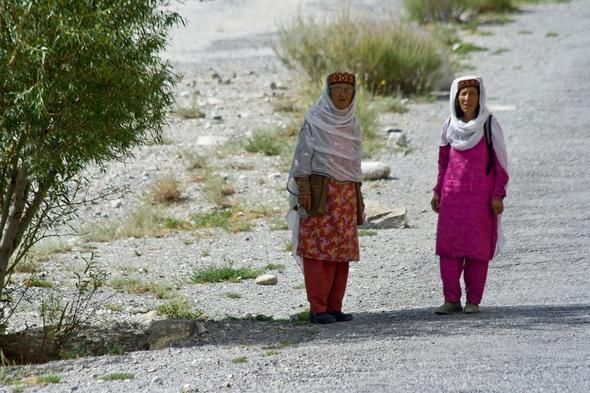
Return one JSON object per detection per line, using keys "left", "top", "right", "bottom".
{"left": 244, "top": 129, "right": 285, "bottom": 156}
{"left": 404, "top": 0, "right": 471, "bottom": 23}
{"left": 0, "top": 0, "right": 182, "bottom": 311}
{"left": 474, "top": 0, "right": 516, "bottom": 13}
{"left": 274, "top": 12, "right": 445, "bottom": 95}
{"left": 404, "top": 0, "right": 516, "bottom": 24}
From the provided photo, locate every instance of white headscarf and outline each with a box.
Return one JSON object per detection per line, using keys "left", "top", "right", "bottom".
{"left": 440, "top": 75, "right": 509, "bottom": 257}
{"left": 286, "top": 74, "right": 363, "bottom": 268}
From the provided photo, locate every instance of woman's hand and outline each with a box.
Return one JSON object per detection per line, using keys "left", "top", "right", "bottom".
{"left": 490, "top": 198, "right": 504, "bottom": 215}
{"left": 431, "top": 192, "right": 440, "bottom": 213}
{"left": 298, "top": 193, "right": 312, "bottom": 211}
{"left": 294, "top": 176, "right": 312, "bottom": 211}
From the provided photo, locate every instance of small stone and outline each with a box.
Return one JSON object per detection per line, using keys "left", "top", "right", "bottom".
{"left": 206, "top": 97, "right": 223, "bottom": 106}
{"left": 361, "top": 161, "right": 391, "bottom": 180}
{"left": 181, "top": 384, "right": 198, "bottom": 393}
{"left": 151, "top": 376, "right": 163, "bottom": 385}
{"left": 256, "top": 274, "right": 278, "bottom": 285}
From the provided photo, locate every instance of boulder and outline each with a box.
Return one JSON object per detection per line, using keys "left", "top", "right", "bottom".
{"left": 148, "top": 319, "right": 206, "bottom": 350}
{"left": 362, "top": 201, "right": 408, "bottom": 229}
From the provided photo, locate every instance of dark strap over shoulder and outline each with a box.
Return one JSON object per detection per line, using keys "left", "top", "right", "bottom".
{"left": 484, "top": 114, "right": 494, "bottom": 175}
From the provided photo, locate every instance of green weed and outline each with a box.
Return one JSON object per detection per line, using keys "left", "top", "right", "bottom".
{"left": 157, "top": 298, "right": 204, "bottom": 320}
{"left": 192, "top": 265, "right": 262, "bottom": 283}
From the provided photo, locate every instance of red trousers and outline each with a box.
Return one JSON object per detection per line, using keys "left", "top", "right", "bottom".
{"left": 303, "top": 257, "right": 349, "bottom": 314}
{"left": 440, "top": 256, "right": 489, "bottom": 305}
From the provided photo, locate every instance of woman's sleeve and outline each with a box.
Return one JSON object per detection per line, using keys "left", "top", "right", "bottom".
{"left": 492, "top": 154, "right": 509, "bottom": 199}
{"left": 433, "top": 118, "right": 451, "bottom": 195}
{"left": 290, "top": 122, "right": 314, "bottom": 177}
{"left": 491, "top": 118, "right": 509, "bottom": 199}
{"left": 433, "top": 145, "right": 450, "bottom": 195}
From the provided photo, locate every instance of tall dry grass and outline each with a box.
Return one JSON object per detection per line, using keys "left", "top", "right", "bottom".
{"left": 274, "top": 11, "right": 446, "bottom": 96}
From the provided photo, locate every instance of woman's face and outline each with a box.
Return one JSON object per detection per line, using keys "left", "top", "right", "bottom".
{"left": 329, "top": 83, "right": 355, "bottom": 109}
{"left": 458, "top": 87, "right": 479, "bottom": 119}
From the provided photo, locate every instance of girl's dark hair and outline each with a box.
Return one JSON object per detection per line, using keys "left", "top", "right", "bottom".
{"left": 454, "top": 87, "right": 480, "bottom": 119}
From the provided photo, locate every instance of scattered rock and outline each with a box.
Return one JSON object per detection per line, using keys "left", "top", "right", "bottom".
{"left": 137, "top": 310, "right": 159, "bottom": 326}
{"left": 181, "top": 384, "right": 199, "bottom": 393}
{"left": 255, "top": 274, "right": 278, "bottom": 285}
{"left": 206, "top": 97, "right": 223, "bottom": 106}
{"left": 196, "top": 135, "right": 228, "bottom": 146}
{"left": 361, "top": 161, "right": 391, "bottom": 180}
{"left": 395, "top": 134, "right": 410, "bottom": 148}
{"left": 148, "top": 320, "right": 206, "bottom": 350}
{"left": 362, "top": 201, "right": 408, "bottom": 229}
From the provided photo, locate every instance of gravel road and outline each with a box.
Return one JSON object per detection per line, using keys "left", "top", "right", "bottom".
{"left": 2, "top": 1, "right": 589, "bottom": 392}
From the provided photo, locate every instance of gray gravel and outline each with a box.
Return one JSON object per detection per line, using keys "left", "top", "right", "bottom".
{"left": 2, "top": 1, "right": 590, "bottom": 392}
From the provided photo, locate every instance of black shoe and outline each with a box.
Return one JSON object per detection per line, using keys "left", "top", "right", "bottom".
{"left": 329, "top": 311, "right": 353, "bottom": 322}
{"left": 309, "top": 312, "right": 337, "bottom": 324}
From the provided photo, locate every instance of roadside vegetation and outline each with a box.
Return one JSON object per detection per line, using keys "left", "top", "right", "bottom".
{"left": 403, "top": 0, "right": 568, "bottom": 24}
{"left": 274, "top": 12, "right": 445, "bottom": 96}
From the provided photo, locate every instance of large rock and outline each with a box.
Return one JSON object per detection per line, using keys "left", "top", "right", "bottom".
{"left": 362, "top": 201, "right": 408, "bottom": 229}
{"left": 148, "top": 320, "right": 207, "bottom": 350}
{"left": 361, "top": 161, "right": 391, "bottom": 180}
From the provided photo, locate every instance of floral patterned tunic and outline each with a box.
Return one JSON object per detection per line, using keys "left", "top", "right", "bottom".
{"left": 297, "top": 179, "right": 359, "bottom": 262}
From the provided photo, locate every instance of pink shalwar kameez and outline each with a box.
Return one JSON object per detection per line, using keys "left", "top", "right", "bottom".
{"left": 434, "top": 130, "right": 509, "bottom": 304}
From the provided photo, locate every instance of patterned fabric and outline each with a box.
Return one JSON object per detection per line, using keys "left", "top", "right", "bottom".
{"left": 297, "top": 180, "right": 359, "bottom": 262}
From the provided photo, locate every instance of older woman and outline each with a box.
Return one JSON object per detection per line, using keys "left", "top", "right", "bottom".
{"left": 286, "top": 71, "right": 365, "bottom": 324}
{"left": 431, "top": 75, "right": 509, "bottom": 315}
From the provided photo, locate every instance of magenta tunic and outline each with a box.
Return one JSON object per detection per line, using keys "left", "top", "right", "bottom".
{"left": 434, "top": 138, "right": 509, "bottom": 261}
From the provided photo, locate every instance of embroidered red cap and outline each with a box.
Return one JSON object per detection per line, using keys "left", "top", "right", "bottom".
{"left": 457, "top": 79, "right": 480, "bottom": 90}
{"left": 328, "top": 72, "right": 356, "bottom": 86}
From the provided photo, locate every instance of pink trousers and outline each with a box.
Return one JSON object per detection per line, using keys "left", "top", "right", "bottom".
{"left": 303, "top": 257, "right": 349, "bottom": 314}
{"left": 440, "top": 256, "right": 489, "bottom": 305}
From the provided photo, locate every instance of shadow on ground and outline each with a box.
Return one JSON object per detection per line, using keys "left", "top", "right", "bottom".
{"left": 2, "top": 304, "right": 588, "bottom": 365}
{"left": 192, "top": 303, "right": 590, "bottom": 347}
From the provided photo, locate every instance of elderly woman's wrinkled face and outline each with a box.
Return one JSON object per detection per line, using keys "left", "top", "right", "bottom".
{"left": 458, "top": 87, "right": 479, "bottom": 120}
{"left": 329, "top": 83, "right": 355, "bottom": 109}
